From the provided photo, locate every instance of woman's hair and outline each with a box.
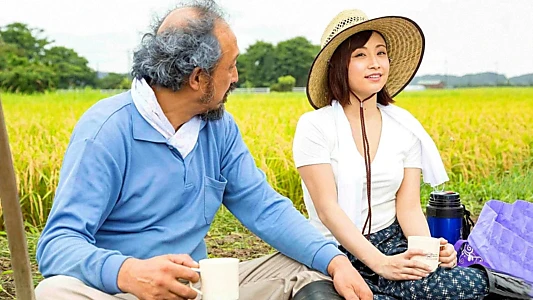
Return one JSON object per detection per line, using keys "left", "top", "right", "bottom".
{"left": 327, "top": 30, "right": 394, "bottom": 106}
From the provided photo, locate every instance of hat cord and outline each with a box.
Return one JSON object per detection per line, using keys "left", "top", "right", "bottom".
{"left": 349, "top": 90, "right": 375, "bottom": 239}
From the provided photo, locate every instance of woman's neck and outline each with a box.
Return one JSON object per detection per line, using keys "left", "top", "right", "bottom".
{"left": 343, "top": 92, "right": 380, "bottom": 119}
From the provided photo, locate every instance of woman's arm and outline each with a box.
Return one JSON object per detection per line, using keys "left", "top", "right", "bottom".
{"left": 298, "top": 164, "right": 432, "bottom": 280}
{"left": 298, "top": 164, "right": 386, "bottom": 270}
{"left": 395, "top": 168, "right": 431, "bottom": 238}
{"left": 396, "top": 168, "right": 457, "bottom": 268}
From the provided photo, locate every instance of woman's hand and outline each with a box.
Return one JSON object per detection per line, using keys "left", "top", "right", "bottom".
{"left": 438, "top": 238, "right": 457, "bottom": 268}
{"left": 374, "top": 249, "right": 433, "bottom": 281}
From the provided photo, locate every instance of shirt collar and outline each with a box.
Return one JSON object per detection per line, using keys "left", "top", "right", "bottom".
{"left": 130, "top": 95, "right": 167, "bottom": 143}
{"left": 130, "top": 95, "right": 208, "bottom": 143}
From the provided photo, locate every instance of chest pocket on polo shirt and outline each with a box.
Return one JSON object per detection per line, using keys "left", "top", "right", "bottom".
{"left": 204, "top": 175, "right": 227, "bottom": 224}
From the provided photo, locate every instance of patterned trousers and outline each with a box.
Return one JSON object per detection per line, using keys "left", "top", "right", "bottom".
{"left": 339, "top": 221, "right": 490, "bottom": 299}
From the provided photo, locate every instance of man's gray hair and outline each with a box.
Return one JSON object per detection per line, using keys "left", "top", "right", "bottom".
{"left": 131, "top": 1, "right": 225, "bottom": 91}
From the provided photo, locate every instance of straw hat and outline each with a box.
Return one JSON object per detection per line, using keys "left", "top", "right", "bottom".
{"left": 307, "top": 9, "right": 425, "bottom": 109}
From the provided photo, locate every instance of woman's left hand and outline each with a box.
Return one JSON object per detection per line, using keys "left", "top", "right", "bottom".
{"left": 438, "top": 238, "right": 457, "bottom": 268}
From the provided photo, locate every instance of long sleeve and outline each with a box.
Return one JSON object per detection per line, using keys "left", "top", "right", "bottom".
{"left": 36, "top": 138, "right": 128, "bottom": 294}
{"left": 220, "top": 115, "right": 342, "bottom": 275}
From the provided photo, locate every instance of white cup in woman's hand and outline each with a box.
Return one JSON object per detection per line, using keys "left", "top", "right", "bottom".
{"left": 408, "top": 236, "right": 440, "bottom": 272}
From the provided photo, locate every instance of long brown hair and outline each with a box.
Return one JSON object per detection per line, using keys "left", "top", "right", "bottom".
{"left": 327, "top": 30, "right": 394, "bottom": 107}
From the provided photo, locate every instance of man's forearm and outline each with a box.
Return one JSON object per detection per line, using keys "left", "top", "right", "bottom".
{"left": 256, "top": 201, "right": 342, "bottom": 274}
{"left": 37, "top": 232, "right": 129, "bottom": 294}
{"left": 229, "top": 191, "right": 342, "bottom": 275}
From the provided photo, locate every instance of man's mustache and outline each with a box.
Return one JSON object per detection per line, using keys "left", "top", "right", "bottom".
{"left": 222, "top": 82, "right": 237, "bottom": 103}
{"left": 226, "top": 82, "right": 237, "bottom": 95}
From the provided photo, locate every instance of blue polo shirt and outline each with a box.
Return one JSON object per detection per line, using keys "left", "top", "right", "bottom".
{"left": 36, "top": 91, "right": 342, "bottom": 294}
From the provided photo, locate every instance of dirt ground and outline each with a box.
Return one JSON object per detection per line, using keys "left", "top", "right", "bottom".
{"left": 0, "top": 233, "right": 273, "bottom": 299}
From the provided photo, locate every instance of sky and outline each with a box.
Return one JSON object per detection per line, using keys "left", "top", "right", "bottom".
{"left": 1, "top": 0, "right": 532, "bottom": 78}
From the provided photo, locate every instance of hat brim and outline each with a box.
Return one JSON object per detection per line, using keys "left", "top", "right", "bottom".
{"left": 307, "top": 16, "right": 425, "bottom": 109}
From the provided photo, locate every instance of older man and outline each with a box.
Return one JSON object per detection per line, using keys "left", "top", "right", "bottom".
{"left": 34, "top": 1, "right": 371, "bottom": 299}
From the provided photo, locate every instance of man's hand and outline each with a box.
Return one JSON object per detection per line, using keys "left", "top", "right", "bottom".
{"left": 438, "top": 238, "right": 457, "bottom": 268}
{"left": 117, "top": 254, "right": 200, "bottom": 300}
{"left": 327, "top": 255, "right": 373, "bottom": 300}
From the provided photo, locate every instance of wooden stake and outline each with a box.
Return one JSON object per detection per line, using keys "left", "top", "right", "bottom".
{"left": 0, "top": 96, "right": 36, "bottom": 300}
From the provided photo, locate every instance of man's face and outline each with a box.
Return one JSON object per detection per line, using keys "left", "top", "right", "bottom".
{"left": 199, "top": 80, "right": 236, "bottom": 121}
{"left": 199, "top": 22, "right": 239, "bottom": 120}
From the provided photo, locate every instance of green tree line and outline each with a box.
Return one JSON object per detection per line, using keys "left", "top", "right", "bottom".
{"left": 237, "top": 37, "right": 319, "bottom": 89}
{"left": 0, "top": 23, "right": 131, "bottom": 93}
{"left": 0, "top": 23, "right": 320, "bottom": 94}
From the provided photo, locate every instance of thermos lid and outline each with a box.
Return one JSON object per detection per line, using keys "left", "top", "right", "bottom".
{"left": 429, "top": 191, "right": 461, "bottom": 208}
{"left": 430, "top": 191, "right": 460, "bottom": 201}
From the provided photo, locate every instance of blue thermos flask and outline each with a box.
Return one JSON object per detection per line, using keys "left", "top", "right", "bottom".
{"left": 426, "top": 191, "right": 464, "bottom": 245}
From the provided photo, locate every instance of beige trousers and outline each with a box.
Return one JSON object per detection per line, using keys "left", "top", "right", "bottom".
{"left": 35, "top": 252, "right": 331, "bottom": 300}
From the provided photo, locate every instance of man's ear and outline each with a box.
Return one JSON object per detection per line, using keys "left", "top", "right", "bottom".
{"left": 189, "top": 67, "right": 208, "bottom": 91}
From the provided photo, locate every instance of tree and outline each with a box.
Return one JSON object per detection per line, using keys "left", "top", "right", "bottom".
{"left": 274, "top": 37, "right": 319, "bottom": 87}
{"left": 0, "top": 42, "right": 26, "bottom": 70}
{"left": 235, "top": 37, "right": 319, "bottom": 88}
{"left": 237, "top": 41, "right": 277, "bottom": 87}
{"left": 0, "top": 23, "right": 51, "bottom": 61}
{"left": 97, "top": 73, "right": 131, "bottom": 89}
{"left": 0, "top": 63, "right": 57, "bottom": 93}
{"left": 117, "top": 77, "right": 132, "bottom": 90}
{"left": 0, "top": 22, "right": 97, "bottom": 93}
{"left": 271, "top": 75, "right": 296, "bottom": 92}
{"left": 43, "top": 46, "right": 96, "bottom": 88}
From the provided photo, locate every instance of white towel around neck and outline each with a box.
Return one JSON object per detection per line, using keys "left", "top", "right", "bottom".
{"left": 332, "top": 100, "right": 449, "bottom": 229}
{"left": 131, "top": 78, "right": 201, "bottom": 158}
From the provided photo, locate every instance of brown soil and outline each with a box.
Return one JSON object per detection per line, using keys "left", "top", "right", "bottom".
{"left": 205, "top": 233, "right": 273, "bottom": 261}
{"left": 0, "top": 233, "right": 272, "bottom": 299}
{"left": 0, "top": 256, "right": 40, "bottom": 299}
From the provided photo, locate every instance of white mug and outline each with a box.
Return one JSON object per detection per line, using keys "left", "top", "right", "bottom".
{"left": 189, "top": 257, "right": 239, "bottom": 300}
{"left": 407, "top": 236, "right": 440, "bottom": 272}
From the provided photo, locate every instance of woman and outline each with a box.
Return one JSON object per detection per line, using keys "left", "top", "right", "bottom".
{"left": 292, "top": 9, "right": 493, "bottom": 299}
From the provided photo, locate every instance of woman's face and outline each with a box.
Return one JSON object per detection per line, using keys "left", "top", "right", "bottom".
{"left": 347, "top": 31, "right": 390, "bottom": 99}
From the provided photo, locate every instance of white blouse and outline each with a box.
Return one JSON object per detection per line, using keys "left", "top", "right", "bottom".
{"left": 293, "top": 105, "right": 422, "bottom": 240}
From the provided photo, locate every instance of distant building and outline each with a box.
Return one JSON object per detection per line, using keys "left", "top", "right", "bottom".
{"left": 417, "top": 80, "right": 445, "bottom": 89}
{"left": 404, "top": 84, "right": 426, "bottom": 91}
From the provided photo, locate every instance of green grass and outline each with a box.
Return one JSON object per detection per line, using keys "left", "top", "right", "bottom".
{"left": 1, "top": 88, "right": 532, "bottom": 229}
{"left": 0, "top": 88, "right": 531, "bottom": 298}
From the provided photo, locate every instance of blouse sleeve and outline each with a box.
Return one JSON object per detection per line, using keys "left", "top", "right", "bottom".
{"left": 292, "top": 113, "right": 331, "bottom": 168}
{"left": 404, "top": 134, "right": 422, "bottom": 169}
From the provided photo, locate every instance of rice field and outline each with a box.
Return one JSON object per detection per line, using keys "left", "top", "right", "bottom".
{"left": 1, "top": 88, "right": 532, "bottom": 230}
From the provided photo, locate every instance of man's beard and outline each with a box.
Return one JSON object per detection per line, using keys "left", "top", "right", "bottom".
{"left": 200, "top": 104, "right": 225, "bottom": 121}
{"left": 200, "top": 82, "right": 236, "bottom": 121}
